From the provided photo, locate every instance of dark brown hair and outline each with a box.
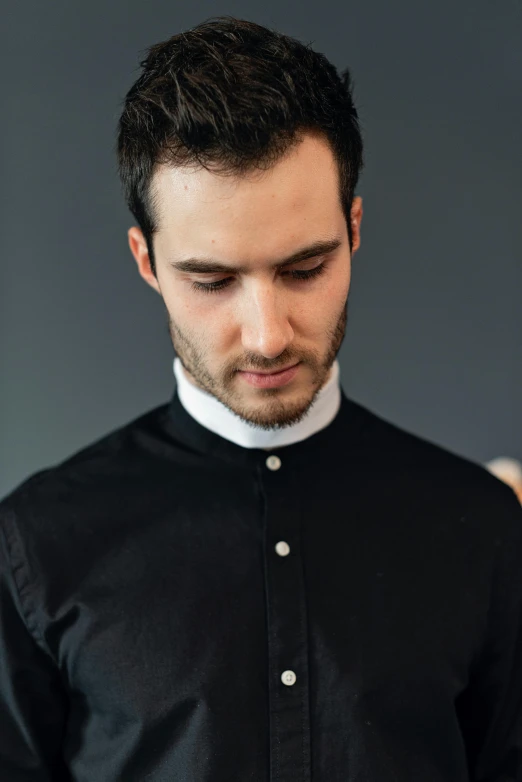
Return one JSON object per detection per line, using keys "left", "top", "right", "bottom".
{"left": 116, "top": 16, "right": 364, "bottom": 276}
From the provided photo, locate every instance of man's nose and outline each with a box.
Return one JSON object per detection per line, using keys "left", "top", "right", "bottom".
{"left": 240, "top": 285, "right": 295, "bottom": 360}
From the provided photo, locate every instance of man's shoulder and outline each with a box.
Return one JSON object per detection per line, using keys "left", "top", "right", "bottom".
{"left": 0, "top": 400, "right": 170, "bottom": 520}
{"left": 350, "top": 397, "right": 522, "bottom": 524}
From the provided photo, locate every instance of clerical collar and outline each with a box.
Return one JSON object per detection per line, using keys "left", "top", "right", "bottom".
{"left": 172, "top": 357, "right": 342, "bottom": 450}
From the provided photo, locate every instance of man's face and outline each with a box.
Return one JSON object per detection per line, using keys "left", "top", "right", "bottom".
{"left": 128, "top": 132, "right": 363, "bottom": 430}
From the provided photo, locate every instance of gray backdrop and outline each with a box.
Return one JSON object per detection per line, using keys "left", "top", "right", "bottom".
{"left": 2, "top": 0, "right": 521, "bottom": 499}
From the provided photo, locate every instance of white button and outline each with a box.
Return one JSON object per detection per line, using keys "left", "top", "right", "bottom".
{"left": 275, "top": 541, "right": 290, "bottom": 557}
{"left": 281, "top": 670, "right": 296, "bottom": 686}
{"left": 266, "top": 455, "right": 281, "bottom": 471}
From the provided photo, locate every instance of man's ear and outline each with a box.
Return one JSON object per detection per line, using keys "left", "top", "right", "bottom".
{"left": 127, "top": 226, "right": 161, "bottom": 295}
{"left": 350, "top": 196, "right": 363, "bottom": 255}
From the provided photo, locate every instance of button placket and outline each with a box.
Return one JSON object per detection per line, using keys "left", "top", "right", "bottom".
{"left": 261, "top": 451, "right": 312, "bottom": 780}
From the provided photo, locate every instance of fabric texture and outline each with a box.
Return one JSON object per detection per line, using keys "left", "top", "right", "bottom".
{"left": 1, "top": 376, "right": 522, "bottom": 781}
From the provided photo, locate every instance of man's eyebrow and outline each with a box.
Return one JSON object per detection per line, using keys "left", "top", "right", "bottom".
{"left": 167, "top": 237, "right": 343, "bottom": 274}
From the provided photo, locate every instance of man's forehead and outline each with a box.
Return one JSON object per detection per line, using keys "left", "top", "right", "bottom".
{"left": 152, "top": 134, "right": 338, "bottom": 199}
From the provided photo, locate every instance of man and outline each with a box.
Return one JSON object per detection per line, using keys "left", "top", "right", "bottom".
{"left": 1, "top": 15, "right": 521, "bottom": 782}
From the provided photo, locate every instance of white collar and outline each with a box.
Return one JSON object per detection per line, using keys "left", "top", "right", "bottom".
{"left": 173, "top": 357, "right": 342, "bottom": 450}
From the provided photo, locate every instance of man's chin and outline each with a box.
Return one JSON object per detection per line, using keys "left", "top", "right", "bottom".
{"left": 222, "top": 390, "right": 320, "bottom": 431}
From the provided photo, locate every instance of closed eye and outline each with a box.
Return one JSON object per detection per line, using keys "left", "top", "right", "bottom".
{"left": 190, "top": 262, "right": 327, "bottom": 294}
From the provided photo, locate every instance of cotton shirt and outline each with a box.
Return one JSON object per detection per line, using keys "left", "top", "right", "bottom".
{"left": 1, "top": 367, "right": 522, "bottom": 781}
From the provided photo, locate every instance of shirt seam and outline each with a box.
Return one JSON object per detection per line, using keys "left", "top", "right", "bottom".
{"left": 0, "top": 504, "right": 51, "bottom": 656}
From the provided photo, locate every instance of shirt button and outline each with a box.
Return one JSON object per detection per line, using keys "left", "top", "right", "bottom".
{"left": 266, "top": 455, "right": 281, "bottom": 471}
{"left": 281, "top": 670, "right": 297, "bottom": 686}
{"left": 275, "top": 541, "right": 290, "bottom": 557}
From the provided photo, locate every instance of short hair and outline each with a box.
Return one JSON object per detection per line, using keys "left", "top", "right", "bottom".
{"left": 116, "top": 15, "right": 364, "bottom": 276}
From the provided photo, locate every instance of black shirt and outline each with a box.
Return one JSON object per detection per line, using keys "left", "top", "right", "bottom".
{"left": 1, "top": 387, "right": 522, "bottom": 781}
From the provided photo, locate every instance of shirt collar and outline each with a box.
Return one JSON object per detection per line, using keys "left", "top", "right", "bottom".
{"left": 172, "top": 356, "right": 342, "bottom": 450}
{"left": 163, "top": 367, "right": 368, "bottom": 471}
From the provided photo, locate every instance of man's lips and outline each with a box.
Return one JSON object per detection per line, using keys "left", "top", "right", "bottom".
{"left": 238, "top": 363, "right": 301, "bottom": 388}
{"left": 239, "top": 363, "right": 299, "bottom": 375}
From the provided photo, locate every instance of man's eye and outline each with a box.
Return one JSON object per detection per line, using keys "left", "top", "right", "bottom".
{"left": 191, "top": 262, "right": 327, "bottom": 294}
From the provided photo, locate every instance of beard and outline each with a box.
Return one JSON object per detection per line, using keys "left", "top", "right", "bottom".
{"left": 164, "top": 294, "right": 349, "bottom": 431}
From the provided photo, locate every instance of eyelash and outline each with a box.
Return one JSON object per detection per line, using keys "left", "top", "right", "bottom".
{"left": 191, "top": 262, "right": 327, "bottom": 294}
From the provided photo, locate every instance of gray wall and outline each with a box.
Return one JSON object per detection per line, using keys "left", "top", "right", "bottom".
{"left": 2, "top": 0, "right": 521, "bottom": 498}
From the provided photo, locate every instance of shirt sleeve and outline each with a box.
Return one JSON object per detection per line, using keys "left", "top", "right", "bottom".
{"left": 0, "top": 502, "right": 70, "bottom": 781}
{"left": 458, "top": 484, "right": 522, "bottom": 781}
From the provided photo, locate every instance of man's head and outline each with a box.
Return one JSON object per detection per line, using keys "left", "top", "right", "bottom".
{"left": 117, "top": 16, "right": 364, "bottom": 430}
